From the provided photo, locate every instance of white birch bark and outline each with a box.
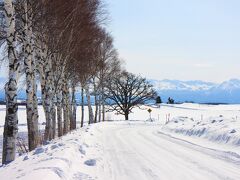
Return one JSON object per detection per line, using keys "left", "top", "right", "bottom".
{"left": 101, "top": 85, "right": 106, "bottom": 122}
{"left": 93, "top": 78, "right": 98, "bottom": 123}
{"left": 55, "top": 60, "right": 64, "bottom": 137}
{"left": 81, "top": 87, "right": 84, "bottom": 127}
{"left": 51, "top": 57, "right": 72, "bottom": 134}
{"left": 62, "top": 78, "right": 69, "bottom": 134}
{"left": 54, "top": 55, "right": 68, "bottom": 136}
{"left": 37, "top": 47, "right": 49, "bottom": 140}
{"left": 51, "top": 101, "right": 56, "bottom": 139}
{"left": 71, "top": 85, "right": 77, "bottom": 130}
{"left": 85, "top": 84, "right": 94, "bottom": 124}
{"left": 42, "top": 57, "right": 53, "bottom": 141}
{"left": 51, "top": 75, "right": 56, "bottom": 139}
{"left": 36, "top": 42, "right": 47, "bottom": 112}
{"left": 98, "top": 95, "right": 102, "bottom": 122}
{"left": 2, "top": 0, "right": 19, "bottom": 164}
{"left": 56, "top": 87, "right": 63, "bottom": 137}
{"left": 102, "top": 103, "right": 106, "bottom": 122}
{"left": 35, "top": 42, "right": 54, "bottom": 141}
{"left": 66, "top": 81, "right": 73, "bottom": 131}
{"left": 98, "top": 78, "right": 103, "bottom": 123}
{"left": 23, "top": 1, "right": 39, "bottom": 151}
{"left": 56, "top": 68, "right": 63, "bottom": 137}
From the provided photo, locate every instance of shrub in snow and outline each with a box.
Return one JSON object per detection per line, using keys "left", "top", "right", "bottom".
{"left": 84, "top": 159, "right": 96, "bottom": 166}
{"left": 230, "top": 129, "right": 236, "bottom": 134}
{"left": 33, "top": 147, "right": 45, "bottom": 155}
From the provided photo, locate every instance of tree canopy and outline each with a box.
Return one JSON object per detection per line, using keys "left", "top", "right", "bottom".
{"left": 105, "top": 71, "right": 157, "bottom": 120}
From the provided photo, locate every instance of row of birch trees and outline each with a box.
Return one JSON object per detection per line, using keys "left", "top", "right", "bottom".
{"left": 0, "top": 0, "right": 122, "bottom": 165}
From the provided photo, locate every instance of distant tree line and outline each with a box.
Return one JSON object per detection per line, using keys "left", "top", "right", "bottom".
{"left": 168, "top": 97, "right": 175, "bottom": 104}
{"left": 156, "top": 96, "right": 162, "bottom": 104}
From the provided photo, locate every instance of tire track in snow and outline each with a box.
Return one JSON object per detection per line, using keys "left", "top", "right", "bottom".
{"left": 156, "top": 131, "right": 240, "bottom": 165}
{"left": 98, "top": 124, "right": 240, "bottom": 180}
{"left": 137, "top": 127, "right": 240, "bottom": 180}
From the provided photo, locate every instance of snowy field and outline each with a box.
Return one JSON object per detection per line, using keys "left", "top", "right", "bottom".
{"left": 0, "top": 103, "right": 240, "bottom": 179}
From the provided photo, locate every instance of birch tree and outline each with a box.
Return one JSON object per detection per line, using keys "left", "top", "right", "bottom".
{"left": 2, "top": 0, "right": 19, "bottom": 164}
{"left": 20, "top": 0, "right": 39, "bottom": 150}
{"left": 0, "top": 0, "right": 121, "bottom": 165}
{"left": 95, "top": 30, "right": 121, "bottom": 122}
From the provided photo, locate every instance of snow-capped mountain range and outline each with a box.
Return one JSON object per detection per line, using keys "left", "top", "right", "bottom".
{"left": 150, "top": 79, "right": 240, "bottom": 104}
{"left": 151, "top": 79, "right": 217, "bottom": 91}
{"left": 1, "top": 77, "right": 240, "bottom": 103}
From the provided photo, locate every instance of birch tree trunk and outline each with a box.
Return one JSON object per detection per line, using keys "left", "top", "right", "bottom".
{"left": 102, "top": 104, "right": 105, "bottom": 122}
{"left": 62, "top": 79, "right": 69, "bottom": 134}
{"left": 51, "top": 102, "right": 56, "bottom": 139}
{"left": 85, "top": 85, "right": 94, "bottom": 124}
{"left": 54, "top": 54, "right": 68, "bottom": 136}
{"left": 23, "top": 1, "right": 39, "bottom": 151}
{"left": 43, "top": 59, "right": 54, "bottom": 141}
{"left": 37, "top": 46, "right": 56, "bottom": 140}
{"left": 51, "top": 80, "right": 56, "bottom": 139}
{"left": 57, "top": 92, "right": 63, "bottom": 137}
{"left": 71, "top": 85, "right": 77, "bottom": 130}
{"left": 94, "top": 96, "right": 98, "bottom": 123}
{"left": 67, "top": 82, "right": 73, "bottom": 131}
{"left": 81, "top": 87, "right": 84, "bottom": 127}
{"left": 98, "top": 81, "right": 103, "bottom": 122}
{"left": 36, "top": 43, "right": 47, "bottom": 114}
{"left": 101, "top": 86, "right": 106, "bottom": 122}
{"left": 93, "top": 79, "right": 98, "bottom": 123}
{"left": 56, "top": 80, "right": 63, "bottom": 137}
{"left": 2, "top": 0, "right": 19, "bottom": 164}
{"left": 98, "top": 95, "right": 102, "bottom": 122}
{"left": 32, "top": 68, "right": 39, "bottom": 140}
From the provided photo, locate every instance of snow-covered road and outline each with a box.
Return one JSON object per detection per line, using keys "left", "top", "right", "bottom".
{"left": 98, "top": 123, "right": 240, "bottom": 180}
{"left": 1, "top": 121, "right": 240, "bottom": 180}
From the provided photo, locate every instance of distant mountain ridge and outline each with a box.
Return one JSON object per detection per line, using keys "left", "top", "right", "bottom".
{"left": 1, "top": 77, "right": 240, "bottom": 104}
{"left": 150, "top": 79, "right": 240, "bottom": 104}
{"left": 150, "top": 79, "right": 217, "bottom": 91}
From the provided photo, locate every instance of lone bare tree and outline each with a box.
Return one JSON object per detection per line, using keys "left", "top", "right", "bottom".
{"left": 105, "top": 71, "right": 157, "bottom": 120}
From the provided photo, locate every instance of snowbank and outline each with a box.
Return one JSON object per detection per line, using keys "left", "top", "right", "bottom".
{"left": 0, "top": 120, "right": 240, "bottom": 180}
{"left": 162, "top": 115, "right": 240, "bottom": 146}
{"left": 0, "top": 126, "right": 102, "bottom": 180}
{"left": 1, "top": 103, "right": 240, "bottom": 179}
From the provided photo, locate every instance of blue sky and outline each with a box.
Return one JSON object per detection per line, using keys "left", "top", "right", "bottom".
{"left": 106, "top": 0, "right": 240, "bottom": 83}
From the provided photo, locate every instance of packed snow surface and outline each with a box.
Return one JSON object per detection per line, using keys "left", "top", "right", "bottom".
{"left": 0, "top": 103, "right": 240, "bottom": 179}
